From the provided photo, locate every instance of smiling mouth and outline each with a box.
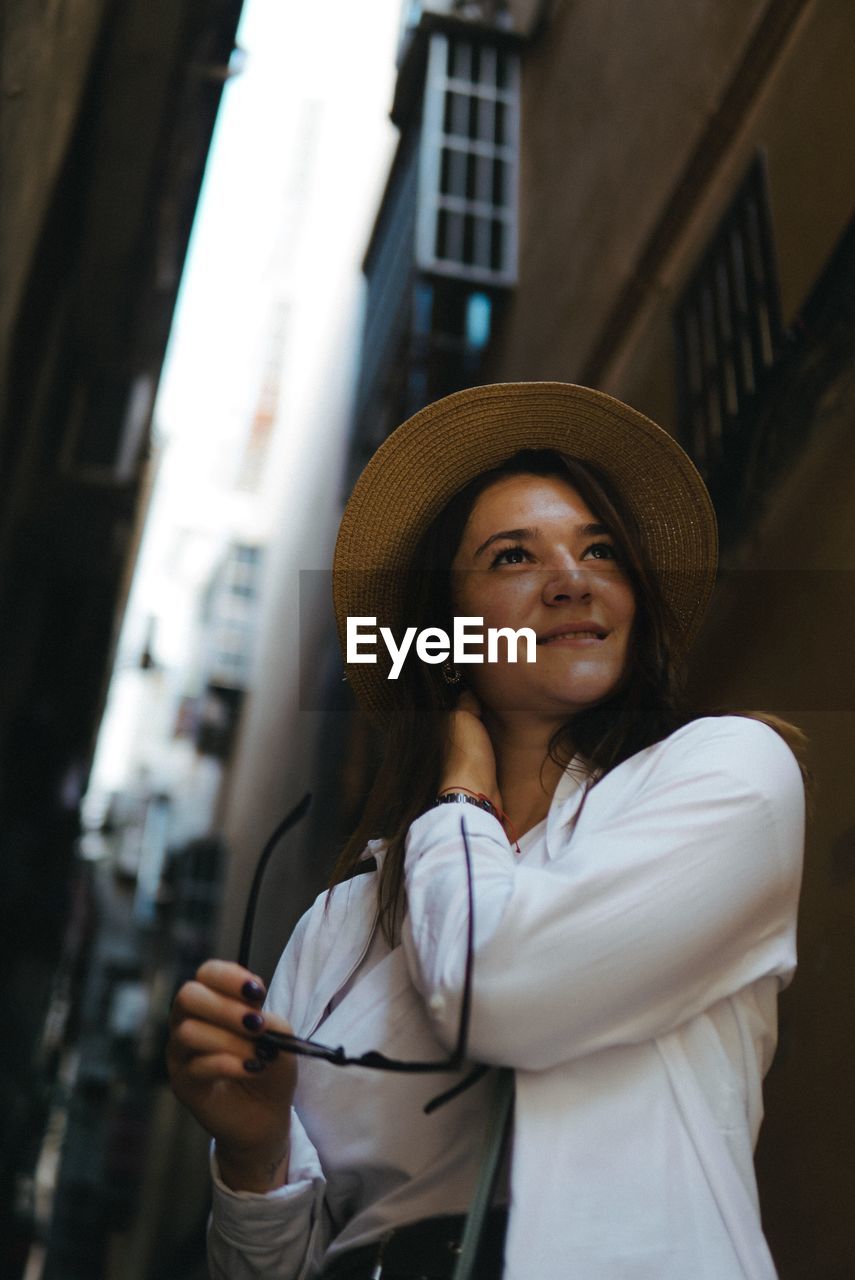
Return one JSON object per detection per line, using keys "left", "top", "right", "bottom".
{"left": 538, "top": 628, "right": 609, "bottom": 644}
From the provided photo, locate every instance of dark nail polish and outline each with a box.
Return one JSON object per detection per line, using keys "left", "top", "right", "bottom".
{"left": 242, "top": 979, "right": 266, "bottom": 1003}
{"left": 243, "top": 1011, "right": 264, "bottom": 1032}
{"left": 243, "top": 1057, "right": 264, "bottom": 1073}
{"left": 255, "top": 1038, "right": 279, "bottom": 1062}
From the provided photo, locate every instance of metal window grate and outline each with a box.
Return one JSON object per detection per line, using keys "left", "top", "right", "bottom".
{"left": 416, "top": 32, "right": 518, "bottom": 284}
{"left": 674, "top": 156, "right": 785, "bottom": 480}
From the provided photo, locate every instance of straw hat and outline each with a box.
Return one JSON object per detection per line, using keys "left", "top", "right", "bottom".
{"left": 333, "top": 382, "right": 717, "bottom": 726}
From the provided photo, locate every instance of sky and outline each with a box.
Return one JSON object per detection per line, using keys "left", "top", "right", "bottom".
{"left": 123, "top": 0, "right": 401, "bottom": 663}
{"left": 88, "top": 0, "right": 402, "bottom": 797}
{"left": 158, "top": 0, "right": 399, "bottom": 455}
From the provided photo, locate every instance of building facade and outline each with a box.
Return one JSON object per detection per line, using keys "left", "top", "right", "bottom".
{"left": 0, "top": 3, "right": 244, "bottom": 1272}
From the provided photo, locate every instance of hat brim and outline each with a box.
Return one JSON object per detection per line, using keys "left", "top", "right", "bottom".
{"left": 333, "top": 382, "right": 717, "bottom": 726}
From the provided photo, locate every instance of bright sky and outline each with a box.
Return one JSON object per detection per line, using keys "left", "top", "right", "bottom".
{"left": 90, "top": 0, "right": 401, "bottom": 796}
{"left": 121, "top": 0, "right": 401, "bottom": 659}
{"left": 158, "top": 0, "right": 400, "bottom": 453}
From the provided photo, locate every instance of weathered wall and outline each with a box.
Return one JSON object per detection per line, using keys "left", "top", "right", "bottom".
{"left": 490, "top": 0, "right": 771, "bottom": 380}
{"left": 485, "top": 1, "right": 855, "bottom": 1274}
{"left": 689, "top": 356, "right": 855, "bottom": 1276}
{"left": 610, "top": 0, "right": 855, "bottom": 427}
{"left": 489, "top": 0, "right": 855, "bottom": 429}
{"left": 0, "top": 0, "right": 108, "bottom": 391}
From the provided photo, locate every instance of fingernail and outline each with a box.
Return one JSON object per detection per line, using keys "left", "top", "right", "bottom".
{"left": 242, "top": 979, "right": 266, "bottom": 1003}
{"left": 243, "top": 1012, "right": 264, "bottom": 1032}
{"left": 243, "top": 1058, "right": 264, "bottom": 1073}
{"left": 255, "top": 1039, "right": 279, "bottom": 1062}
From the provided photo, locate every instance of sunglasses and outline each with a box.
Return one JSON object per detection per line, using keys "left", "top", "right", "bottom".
{"left": 239, "top": 796, "right": 487, "bottom": 1113}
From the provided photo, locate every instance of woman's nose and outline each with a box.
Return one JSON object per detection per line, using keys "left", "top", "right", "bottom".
{"left": 541, "top": 562, "right": 592, "bottom": 604}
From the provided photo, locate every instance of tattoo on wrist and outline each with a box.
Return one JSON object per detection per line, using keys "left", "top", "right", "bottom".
{"left": 267, "top": 1144, "right": 289, "bottom": 1185}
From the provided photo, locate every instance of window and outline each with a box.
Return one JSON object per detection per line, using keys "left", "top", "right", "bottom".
{"left": 674, "top": 155, "right": 785, "bottom": 480}
{"left": 465, "top": 291, "right": 492, "bottom": 348}
{"left": 223, "top": 543, "right": 263, "bottom": 599}
{"left": 416, "top": 32, "right": 518, "bottom": 284}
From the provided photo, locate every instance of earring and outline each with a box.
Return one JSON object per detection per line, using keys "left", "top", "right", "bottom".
{"left": 442, "top": 659, "right": 462, "bottom": 685}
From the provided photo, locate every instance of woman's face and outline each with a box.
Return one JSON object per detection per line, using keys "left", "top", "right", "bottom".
{"left": 450, "top": 473, "right": 636, "bottom": 728}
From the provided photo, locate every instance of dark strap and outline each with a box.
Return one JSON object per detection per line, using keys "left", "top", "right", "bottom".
{"left": 320, "top": 1208, "right": 507, "bottom": 1279}
{"left": 451, "top": 1067, "right": 514, "bottom": 1280}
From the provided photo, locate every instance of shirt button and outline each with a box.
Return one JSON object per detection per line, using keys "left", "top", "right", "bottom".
{"left": 429, "top": 992, "right": 445, "bottom": 1013}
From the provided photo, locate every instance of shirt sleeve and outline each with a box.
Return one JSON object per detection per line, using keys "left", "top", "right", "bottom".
{"left": 402, "top": 717, "right": 804, "bottom": 1071}
{"left": 207, "top": 1110, "right": 328, "bottom": 1280}
{"left": 207, "top": 911, "right": 331, "bottom": 1280}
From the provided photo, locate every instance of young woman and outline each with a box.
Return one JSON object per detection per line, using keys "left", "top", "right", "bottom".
{"left": 167, "top": 383, "right": 805, "bottom": 1280}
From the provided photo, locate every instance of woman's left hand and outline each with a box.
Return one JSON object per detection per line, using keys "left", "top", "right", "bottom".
{"left": 439, "top": 690, "right": 502, "bottom": 812}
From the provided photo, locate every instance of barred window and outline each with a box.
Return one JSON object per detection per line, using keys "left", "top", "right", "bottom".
{"left": 416, "top": 31, "right": 518, "bottom": 285}
{"left": 674, "top": 155, "right": 785, "bottom": 479}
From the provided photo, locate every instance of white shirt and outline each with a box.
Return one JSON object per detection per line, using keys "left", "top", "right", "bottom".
{"left": 208, "top": 715, "right": 804, "bottom": 1280}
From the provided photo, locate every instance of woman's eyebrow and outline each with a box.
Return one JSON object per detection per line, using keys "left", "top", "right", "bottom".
{"left": 473, "top": 521, "right": 611, "bottom": 558}
{"left": 474, "top": 526, "right": 537, "bottom": 557}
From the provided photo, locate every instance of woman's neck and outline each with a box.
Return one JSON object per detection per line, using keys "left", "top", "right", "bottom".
{"left": 485, "top": 713, "right": 567, "bottom": 837}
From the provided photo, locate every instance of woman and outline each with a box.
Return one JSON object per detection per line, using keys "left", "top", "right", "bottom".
{"left": 167, "top": 383, "right": 805, "bottom": 1280}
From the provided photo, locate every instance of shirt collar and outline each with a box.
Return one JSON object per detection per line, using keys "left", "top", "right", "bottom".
{"left": 545, "top": 757, "right": 592, "bottom": 861}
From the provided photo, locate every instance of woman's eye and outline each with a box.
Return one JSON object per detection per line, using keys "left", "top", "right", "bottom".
{"left": 583, "top": 541, "right": 617, "bottom": 561}
{"left": 491, "top": 544, "right": 530, "bottom": 567}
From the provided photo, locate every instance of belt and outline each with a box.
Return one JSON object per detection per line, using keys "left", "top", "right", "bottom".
{"left": 320, "top": 1207, "right": 508, "bottom": 1280}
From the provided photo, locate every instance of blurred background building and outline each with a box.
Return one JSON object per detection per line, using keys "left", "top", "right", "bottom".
{"left": 2, "top": 0, "right": 854, "bottom": 1277}
{"left": 1, "top": 1, "right": 244, "bottom": 1274}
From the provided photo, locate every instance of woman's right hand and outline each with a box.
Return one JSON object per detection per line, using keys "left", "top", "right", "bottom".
{"left": 167, "top": 959, "right": 298, "bottom": 1193}
{"left": 440, "top": 690, "right": 502, "bottom": 812}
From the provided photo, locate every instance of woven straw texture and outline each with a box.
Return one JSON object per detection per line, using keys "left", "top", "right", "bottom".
{"left": 333, "top": 382, "right": 718, "bottom": 726}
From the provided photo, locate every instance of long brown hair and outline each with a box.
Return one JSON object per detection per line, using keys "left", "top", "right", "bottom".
{"left": 330, "top": 450, "right": 807, "bottom": 942}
